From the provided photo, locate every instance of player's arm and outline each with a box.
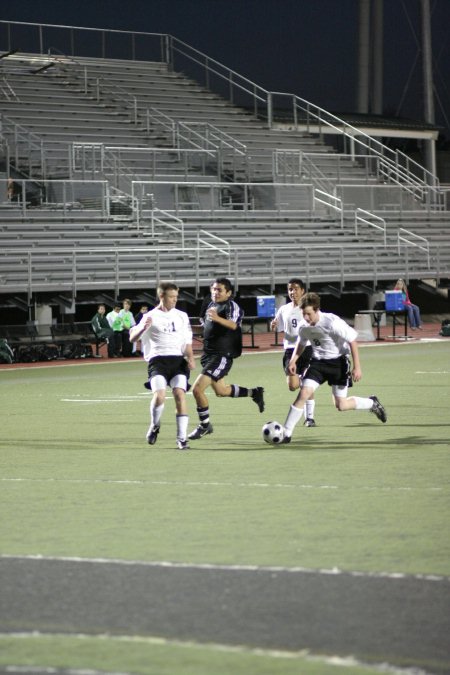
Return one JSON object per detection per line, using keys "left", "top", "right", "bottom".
{"left": 129, "top": 314, "right": 152, "bottom": 342}
{"left": 207, "top": 306, "right": 237, "bottom": 330}
{"left": 183, "top": 343, "right": 196, "bottom": 370}
{"left": 270, "top": 308, "right": 281, "bottom": 331}
{"left": 182, "top": 318, "right": 196, "bottom": 369}
{"left": 349, "top": 340, "right": 362, "bottom": 382}
{"left": 287, "top": 337, "right": 306, "bottom": 374}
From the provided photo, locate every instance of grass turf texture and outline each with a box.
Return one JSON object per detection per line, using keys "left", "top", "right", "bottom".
{"left": 1, "top": 342, "right": 449, "bottom": 674}
{"left": 0, "top": 635, "right": 400, "bottom": 675}
{"left": 1, "top": 342, "right": 449, "bottom": 573}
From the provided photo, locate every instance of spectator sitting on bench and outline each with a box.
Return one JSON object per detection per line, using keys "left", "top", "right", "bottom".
{"left": 394, "top": 279, "right": 423, "bottom": 330}
{"left": 7, "top": 177, "right": 22, "bottom": 203}
{"left": 91, "top": 304, "right": 118, "bottom": 357}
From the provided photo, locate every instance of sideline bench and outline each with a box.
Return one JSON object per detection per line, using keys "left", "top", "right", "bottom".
{"left": 0, "top": 322, "right": 103, "bottom": 361}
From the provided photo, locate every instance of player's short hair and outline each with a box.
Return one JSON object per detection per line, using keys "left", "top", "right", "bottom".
{"left": 212, "top": 277, "right": 233, "bottom": 293}
{"left": 301, "top": 292, "right": 320, "bottom": 310}
{"left": 287, "top": 278, "right": 305, "bottom": 289}
{"left": 158, "top": 281, "right": 179, "bottom": 296}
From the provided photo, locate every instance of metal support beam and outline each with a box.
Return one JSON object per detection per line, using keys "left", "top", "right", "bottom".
{"left": 420, "top": 0, "right": 437, "bottom": 180}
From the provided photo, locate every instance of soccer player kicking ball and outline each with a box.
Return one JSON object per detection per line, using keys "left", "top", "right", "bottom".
{"left": 188, "top": 277, "right": 265, "bottom": 440}
{"left": 282, "top": 292, "right": 387, "bottom": 443}
{"left": 271, "top": 277, "right": 316, "bottom": 426}
{"left": 130, "top": 282, "right": 196, "bottom": 450}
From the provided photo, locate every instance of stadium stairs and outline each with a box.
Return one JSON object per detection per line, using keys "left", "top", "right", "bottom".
{"left": 0, "top": 52, "right": 449, "bottom": 310}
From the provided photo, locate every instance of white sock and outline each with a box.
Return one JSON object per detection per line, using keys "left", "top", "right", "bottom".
{"left": 151, "top": 401, "right": 164, "bottom": 427}
{"left": 284, "top": 405, "right": 304, "bottom": 436}
{"left": 351, "top": 397, "right": 373, "bottom": 410}
{"left": 305, "top": 399, "right": 315, "bottom": 420}
{"left": 176, "top": 414, "right": 189, "bottom": 441}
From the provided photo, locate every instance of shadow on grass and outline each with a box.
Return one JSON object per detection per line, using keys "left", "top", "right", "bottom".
{"left": 192, "top": 435, "right": 450, "bottom": 452}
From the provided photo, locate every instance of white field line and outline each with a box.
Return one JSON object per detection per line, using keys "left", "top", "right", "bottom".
{"left": 0, "top": 477, "right": 445, "bottom": 492}
{"left": 1, "top": 553, "right": 449, "bottom": 583}
{"left": 0, "top": 632, "right": 435, "bottom": 675}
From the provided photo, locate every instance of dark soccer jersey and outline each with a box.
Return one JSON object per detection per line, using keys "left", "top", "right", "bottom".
{"left": 202, "top": 299, "right": 243, "bottom": 357}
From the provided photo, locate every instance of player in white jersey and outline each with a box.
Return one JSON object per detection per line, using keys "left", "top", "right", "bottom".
{"left": 130, "top": 282, "right": 195, "bottom": 450}
{"left": 281, "top": 292, "right": 387, "bottom": 443}
{"left": 271, "top": 278, "right": 316, "bottom": 426}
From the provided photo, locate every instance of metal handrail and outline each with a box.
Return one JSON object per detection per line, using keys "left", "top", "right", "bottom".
{"left": 1, "top": 20, "right": 440, "bottom": 206}
{"left": 0, "top": 241, "right": 441, "bottom": 299}
{"left": 270, "top": 91, "right": 441, "bottom": 201}
{"left": 313, "top": 189, "right": 344, "bottom": 228}
{"left": 397, "top": 228, "right": 430, "bottom": 268}
{"left": 197, "top": 229, "right": 230, "bottom": 257}
{"left": 355, "top": 208, "right": 387, "bottom": 245}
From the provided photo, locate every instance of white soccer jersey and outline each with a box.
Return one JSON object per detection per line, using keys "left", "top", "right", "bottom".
{"left": 274, "top": 302, "right": 308, "bottom": 349}
{"left": 138, "top": 307, "right": 193, "bottom": 362}
{"left": 297, "top": 311, "right": 357, "bottom": 360}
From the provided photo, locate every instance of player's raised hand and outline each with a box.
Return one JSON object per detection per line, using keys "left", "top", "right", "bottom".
{"left": 207, "top": 307, "right": 219, "bottom": 322}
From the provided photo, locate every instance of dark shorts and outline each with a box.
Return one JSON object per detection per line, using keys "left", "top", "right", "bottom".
{"left": 304, "top": 355, "right": 353, "bottom": 388}
{"left": 147, "top": 355, "right": 190, "bottom": 386}
{"left": 200, "top": 352, "right": 233, "bottom": 382}
{"left": 283, "top": 345, "right": 313, "bottom": 376}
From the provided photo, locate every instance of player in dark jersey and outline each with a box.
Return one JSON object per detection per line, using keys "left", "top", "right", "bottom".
{"left": 188, "top": 277, "right": 265, "bottom": 440}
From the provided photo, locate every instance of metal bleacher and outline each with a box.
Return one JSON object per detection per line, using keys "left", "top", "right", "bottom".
{"left": 0, "top": 22, "right": 449, "bottom": 307}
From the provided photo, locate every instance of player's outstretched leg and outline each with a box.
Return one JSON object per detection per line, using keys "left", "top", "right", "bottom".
{"left": 229, "top": 384, "right": 265, "bottom": 412}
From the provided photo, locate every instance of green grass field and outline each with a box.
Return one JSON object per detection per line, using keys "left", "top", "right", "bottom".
{"left": 1, "top": 341, "right": 449, "bottom": 674}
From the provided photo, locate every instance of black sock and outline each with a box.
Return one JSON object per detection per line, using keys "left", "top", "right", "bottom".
{"left": 197, "top": 406, "right": 210, "bottom": 426}
{"left": 230, "top": 385, "right": 250, "bottom": 398}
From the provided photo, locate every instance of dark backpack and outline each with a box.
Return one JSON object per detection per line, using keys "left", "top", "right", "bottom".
{"left": 440, "top": 319, "right": 450, "bottom": 337}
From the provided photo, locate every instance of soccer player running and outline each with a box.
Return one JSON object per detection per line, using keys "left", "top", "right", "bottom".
{"left": 188, "top": 277, "right": 265, "bottom": 440}
{"left": 130, "top": 282, "right": 195, "bottom": 450}
{"left": 270, "top": 278, "right": 316, "bottom": 426}
{"left": 282, "top": 292, "right": 387, "bottom": 443}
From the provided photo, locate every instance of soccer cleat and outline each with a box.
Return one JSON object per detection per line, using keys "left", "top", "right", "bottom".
{"left": 304, "top": 418, "right": 316, "bottom": 427}
{"left": 369, "top": 396, "right": 387, "bottom": 423}
{"left": 176, "top": 439, "right": 190, "bottom": 451}
{"left": 281, "top": 435, "right": 291, "bottom": 444}
{"left": 251, "top": 387, "right": 265, "bottom": 413}
{"left": 146, "top": 425, "right": 160, "bottom": 445}
{"left": 188, "top": 422, "right": 214, "bottom": 440}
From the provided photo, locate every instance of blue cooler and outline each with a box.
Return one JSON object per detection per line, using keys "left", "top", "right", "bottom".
{"left": 256, "top": 295, "right": 276, "bottom": 318}
{"left": 385, "top": 290, "right": 404, "bottom": 311}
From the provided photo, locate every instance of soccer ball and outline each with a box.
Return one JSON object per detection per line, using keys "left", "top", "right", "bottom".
{"left": 262, "top": 421, "right": 285, "bottom": 445}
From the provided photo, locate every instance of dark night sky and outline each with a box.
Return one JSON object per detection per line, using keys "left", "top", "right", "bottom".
{"left": 2, "top": 0, "right": 450, "bottom": 140}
